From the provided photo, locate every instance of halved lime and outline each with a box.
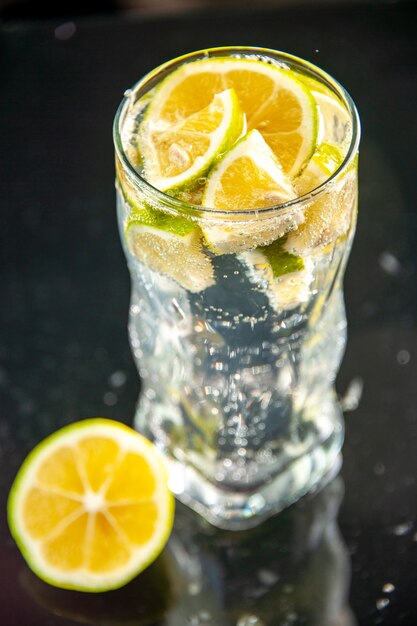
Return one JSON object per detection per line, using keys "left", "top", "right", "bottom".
{"left": 139, "top": 88, "right": 245, "bottom": 192}
{"left": 8, "top": 418, "right": 174, "bottom": 592}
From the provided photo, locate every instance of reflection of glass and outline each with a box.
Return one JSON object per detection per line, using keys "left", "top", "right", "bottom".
{"left": 21, "top": 556, "right": 175, "bottom": 625}
{"left": 23, "top": 477, "right": 355, "bottom": 626}
{"left": 114, "top": 47, "right": 360, "bottom": 529}
{"left": 166, "top": 476, "right": 356, "bottom": 626}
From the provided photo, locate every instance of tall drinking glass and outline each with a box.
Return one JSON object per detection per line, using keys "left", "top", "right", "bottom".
{"left": 113, "top": 47, "right": 360, "bottom": 530}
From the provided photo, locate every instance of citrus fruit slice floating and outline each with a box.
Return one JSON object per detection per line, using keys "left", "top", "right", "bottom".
{"left": 201, "top": 129, "right": 299, "bottom": 254}
{"left": 203, "top": 129, "right": 295, "bottom": 210}
{"left": 7, "top": 418, "right": 174, "bottom": 592}
{"left": 240, "top": 244, "right": 314, "bottom": 312}
{"left": 285, "top": 142, "right": 356, "bottom": 255}
{"left": 139, "top": 88, "right": 245, "bottom": 192}
{"left": 141, "top": 56, "right": 318, "bottom": 178}
{"left": 117, "top": 156, "right": 214, "bottom": 293}
{"left": 313, "top": 90, "right": 351, "bottom": 146}
{"left": 125, "top": 208, "right": 215, "bottom": 293}
{"left": 295, "top": 142, "right": 342, "bottom": 195}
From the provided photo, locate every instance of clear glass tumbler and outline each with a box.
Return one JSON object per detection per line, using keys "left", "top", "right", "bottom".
{"left": 113, "top": 47, "right": 360, "bottom": 530}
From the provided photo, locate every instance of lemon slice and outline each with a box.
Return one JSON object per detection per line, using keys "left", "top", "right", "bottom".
{"left": 7, "top": 419, "right": 174, "bottom": 592}
{"left": 201, "top": 129, "right": 299, "bottom": 254}
{"left": 139, "top": 88, "right": 245, "bottom": 192}
{"left": 142, "top": 56, "right": 318, "bottom": 177}
{"left": 125, "top": 208, "right": 215, "bottom": 293}
{"left": 285, "top": 142, "right": 356, "bottom": 255}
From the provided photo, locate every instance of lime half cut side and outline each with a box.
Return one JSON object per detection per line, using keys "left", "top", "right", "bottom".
{"left": 139, "top": 88, "right": 245, "bottom": 193}
{"left": 126, "top": 211, "right": 215, "bottom": 293}
{"left": 7, "top": 418, "right": 174, "bottom": 592}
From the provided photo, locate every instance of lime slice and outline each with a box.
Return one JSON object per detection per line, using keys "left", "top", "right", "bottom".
{"left": 139, "top": 88, "right": 245, "bottom": 192}
{"left": 285, "top": 142, "right": 355, "bottom": 255}
{"left": 7, "top": 418, "right": 174, "bottom": 592}
{"left": 313, "top": 90, "right": 351, "bottom": 147}
{"left": 201, "top": 129, "right": 299, "bottom": 254}
{"left": 296, "top": 73, "right": 351, "bottom": 147}
{"left": 141, "top": 56, "right": 318, "bottom": 177}
{"left": 259, "top": 237, "right": 305, "bottom": 277}
{"left": 116, "top": 155, "right": 215, "bottom": 293}
{"left": 240, "top": 242, "right": 314, "bottom": 312}
{"left": 126, "top": 209, "right": 215, "bottom": 293}
{"left": 295, "top": 142, "right": 343, "bottom": 195}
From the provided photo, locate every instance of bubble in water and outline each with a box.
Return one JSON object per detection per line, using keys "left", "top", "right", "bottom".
{"left": 188, "top": 581, "right": 202, "bottom": 595}
{"left": 382, "top": 582, "right": 395, "bottom": 593}
{"left": 237, "top": 615, "right": 265, "bottom": 626}
{"left": 257, "top": 568, "right": 279, "bottom": 586}
{"left": 188, "top": 611, "right": 212, "bottom": 625}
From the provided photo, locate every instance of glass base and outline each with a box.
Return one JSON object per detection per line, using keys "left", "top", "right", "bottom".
{"left": 135, "top": 399, "right": 344, "bottom": 531}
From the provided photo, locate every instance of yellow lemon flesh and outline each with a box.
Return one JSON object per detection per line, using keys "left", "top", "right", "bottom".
{"left": 201, "top": 129, "right": 300, "bottom": 254}
{"left": 8, "top": 419, "right": 174, "bottom": 592}
{"left": 140, "top": 87, "right": 245, "bottom": 192}
{"left": 142, "top": 56, "right": 318, "bottom": 178}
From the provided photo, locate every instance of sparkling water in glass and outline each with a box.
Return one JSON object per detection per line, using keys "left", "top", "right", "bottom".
{"left": 113, "top": 47, "right": 360, "bottom": 530}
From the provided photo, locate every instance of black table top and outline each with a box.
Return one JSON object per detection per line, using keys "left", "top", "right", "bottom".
{"left": 1, "top": 2, "right": 417, "bottom": 624}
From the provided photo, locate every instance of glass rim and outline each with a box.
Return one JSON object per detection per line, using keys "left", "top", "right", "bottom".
{"left": 113, "top": 46, "right": 360, "bottom": 222}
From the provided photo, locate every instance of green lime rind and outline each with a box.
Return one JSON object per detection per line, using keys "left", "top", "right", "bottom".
{"left": 126, "top": 203, "right": 198, "bottom": 238}
{"left": 124, "top": 210, "right": 215, "bottom": 293}
{"left": 141, "top": 56, "right": 318, "bottom": 179}
{"left": 164, "top": 89, "right": 245, "bottom": 195}
{"left": 7, "top": 418, "right": 175, "bottom": 593}
{"left": 117, "top": 168, "right": 199, "bottom": 238}
{"left": 287, "top": 77, "right": 318, "bottom": 177}
{"left": 310, "top": 143, "right": 342, "bottom": 176}
{"left": 259, "top": 237, "right": 305, "bottom": 278}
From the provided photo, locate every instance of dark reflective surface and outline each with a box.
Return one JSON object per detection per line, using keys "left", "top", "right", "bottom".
{"left": 19, "top": 478, "right": 354, "bottom": 626}
{"left": 1, "top": 2, "right": 417, "bottom": 624}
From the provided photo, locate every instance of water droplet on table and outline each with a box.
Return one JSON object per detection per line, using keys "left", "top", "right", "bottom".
{"left": 376, "top": 598, "right": 390, "bottom": 610}
{"left": 392, "top": 521, "right": 413, "bottom": 536}
{"left": 378, "top": 251, "right": 401, "bottom": 276}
